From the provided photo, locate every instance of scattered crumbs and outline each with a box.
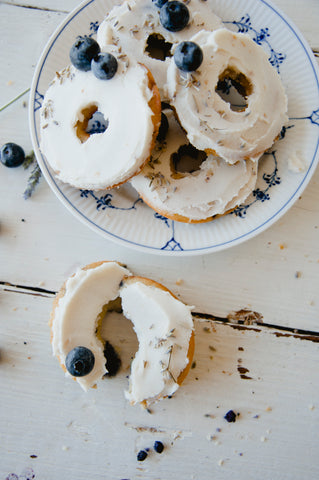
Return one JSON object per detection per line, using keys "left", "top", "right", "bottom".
{"left": 279, "top": 243, "right": 287, "bottom": 250}
{"left": 216, "top": 427, "right": 222, "bottom": 432}
{"left": 30, "top": 454, "right": 38, "bottom": 458}
{"left": 23, "top": 101, "right": 27, "bottom": 108}
{"left": 62, "top": 445, "right": 69, "bottom": 451}
{"left": 191, "top": 361, "right": 196, "bottom": 369}
{"left": 208, "top": 345, "right": 216, "bottom": 352}
{"left": 238, "top": 346, "right": 244, "bottom": 351}
{"left": 253, "top": 414, "right": 260, "bottom": 419}
{"left": 295, "top": 271, "right": 302, "bottom": 278}
{"left": 224, "top": 410, "right": 238, "bottom": 423}
{"left": 38, "top": 281, "right": 45, "bottom": 287}
{"left": 308, "top": 404, "right": 315, "bottom": 411}
{"left": 12, "top": 307, "right": 17, "bottom": 311}
{"left": 203, "top": 326, "right": 211, "bottom": 333}
{"left": 218, "top": 459, "right": 224, "bottom": 466}
{"left": 7, "top": 80, "right": 14, "bottom": 86}
{"left": 265, "top": 406, "right": 272, "bottom": 412}
{"left": 24, "top": 307, "right": 28, "bottom": 311}
{"left": 266, "top": 429, "right": 271, "bottom": 434}
{"left": 204, "top": 413, "right": 215, "bottom": 419}
{"left": 175, "top": 278, "right": 183, "bottom": 285}
{"left": 27, "top": 356, "right": 31, "bottom": 360}
{"left": 239, "top": 452, "right": 243, "bottom": 457}
{"left": 260, "top": 436, "right": 267, "bottom": 442}
{"left": 206, "top": 434, "right": 217, "bottom": 441}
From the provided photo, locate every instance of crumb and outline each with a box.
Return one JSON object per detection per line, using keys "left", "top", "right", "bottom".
{"left": 260, "top": 436, "right": 267, "bottom": 442}
{"left": 29, "top": 454, "right": 38, "bottom": 458}
{"left": 265, "top": 406, "right": 272, "bottom": 412}
{"left": 238, "top": 347, "right": 244, "bottom": 351}
{"left": 218, "top": 459, "right": 224, "bottom": 466}
{"left": 239, "top": 452, "right": 243, "bottom": 456}
{"left": 206, "top": 434, "right": 217, "bottom": 441}
{"left": 279, "top": 243, "right": 287, "bottom": 250}
{"left": 191, "top": 361, "right": 196, "bottom": 369}
{"left": 38, "top": 281, "right": 45, "bottom": 287}
{"left": 309, "top": 404, "right": 315, "bottom": 411}
{"left": 7, "top": 80, "right": 14, "bottom": 86}
{"left": 175, "top": 278, "right": 183, "bottom": 285}
{"left": 216, "top": 427, "right": 221, "bottom": 432}
{"left": 295, "top": 271, "right": 302, "bottom": 278}
{"left": 62, "top": 445, "right": 69, "bottom": 451}
{"left": 21, "top": 218, "right": 25, "bottom": 222}
{"left": 253, "top": 414, "right": 259, "bottom": 419}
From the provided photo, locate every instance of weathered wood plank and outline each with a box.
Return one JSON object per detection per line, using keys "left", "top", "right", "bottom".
{"left": 1, "top": 289, "right": 318, "bottom": 479}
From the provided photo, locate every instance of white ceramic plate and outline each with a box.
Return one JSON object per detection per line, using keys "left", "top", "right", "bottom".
{"left": 29, "top": 0, "right": 319, "bottom": 255}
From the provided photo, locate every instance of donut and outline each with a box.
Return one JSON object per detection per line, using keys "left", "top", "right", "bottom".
{"left": 40, "top": 47, "right": 161, "bottom": 190}
{"left": 97, "top": 0, "right": 222, "bottom": 99}
{"left": 130, "top": 108, "right": 258, "bottom": 223}
{"left": 166, "top": 29, "right": 288, "bottom": 163}
{"left": 120, "top": 275, "right": 194, "bottom": 405}
{"left": 50, "top": 261, "right": 194, "bottom": 405}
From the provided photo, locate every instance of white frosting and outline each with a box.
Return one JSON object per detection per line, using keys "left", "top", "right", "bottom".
{"left": 40, "top": 55, "right": 156, "bottom": 190}
{"left": 97, "top": 0, "right": 222, "bottom": 98}
{"left": 51, "top": 262, "right": 130, "bottom": 391}
{"left": 120, "top": 278, "right": 193, "bottom": 405}
{"left": 131, "top": 109, "right": 257, "bottom": 222}
{"left": 167, "top": 29, "right": 288, "bottom": 163}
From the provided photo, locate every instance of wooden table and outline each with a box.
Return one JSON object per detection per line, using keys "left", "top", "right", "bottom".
{"left": 1, "top": 0, "right": 319, "bottom": 478}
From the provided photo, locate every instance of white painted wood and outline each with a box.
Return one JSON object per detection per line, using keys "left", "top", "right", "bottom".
{"left": 0, "top": 2, "right": 319, "bottom": 478}
{"left": 1, "top": 288, "right": 319, "bottom": 479}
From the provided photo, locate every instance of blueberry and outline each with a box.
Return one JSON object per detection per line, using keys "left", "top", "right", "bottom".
{"left": 103, "top": 340, "right": 121, "bottom": 376}
{"left": 65, "top": 346, "right": 95, "bottom": 377}
{"left": 157, "top": 112, "right": 169, "bottom": 142}
{"left": 91, "top": 52, "right": 118, "bottom": 80}
{"left": 0, "top": 143, "right": 25, "bottom": 168}
{"left": 174, "top": 41, "right": 203, "bottom": 72}
{"left": 159, "top": 1, "right": 189, "bottom": 32}
{"left": 224, "top": 409, "right": 237, "bottom": 423}
{"left": 152, "top": 0, "right": 168, "bottom": 7}
{"left": 69, "top": 36, "right": 100, "bottom": 71}
{"left": 154, "top": 440, "right": 164, "bottom": 453}
{"left": 137, "top": 449, "right": 148, "bottom": 461}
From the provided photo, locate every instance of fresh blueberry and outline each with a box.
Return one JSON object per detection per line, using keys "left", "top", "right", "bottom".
{"left": 103, "top": 340, "right": 121, "bottom": 377}
{"left": 69, "top": 36, "right": 100, "bottom": 71}
{"left": 157, "top": 112, "right": 169, "bottom": 142}
{"left": 0, "top": 143, "right": 25, "bottom": 168}
{"left": 174, "top": 41, "right": 203, "bottom": 72}
{"left": 152, "top": 0, "right": 168, "bottom": 7}
{"left": 65, "top": 346, "right": 95, "bottom": 377}
{"left": 137, "top": 449, "right": 148, "bottom": 461}
{"left": 91, "top": 52, "right": 118, "bottom": 80}
{"left": 159, "top": 1, "right": 189, "bottom": 32}
{"left": 154, "top": 440, "right": 164, "bottom": 453}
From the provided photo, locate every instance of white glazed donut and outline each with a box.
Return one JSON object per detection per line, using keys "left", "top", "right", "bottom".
{"left": 167, "top": 28, "right": 288, "bottom": 163}
{"left": 130, "top": 109, "right": 258, "bottom": 223}
{"left": 50, "top": 261, "right": 194, "bottom": 406}
{"left": 40, "top": 50, "right": 161, "bottom": 190}
{"left": 97, "top": 0, "right": 222, "bottom": 98}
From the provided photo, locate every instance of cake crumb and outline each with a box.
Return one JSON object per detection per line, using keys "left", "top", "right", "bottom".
{"left": 308, "top": 404, "right": 315, "bottom": 411}
{"left": 265, "top": 406, "right": 272, "bottom": 412}
{"left": 295, "top": 271, "right": 302, "bottom": 278}
{"left": 260, "top": 436, "right": 267, "bottom": 442}
{"left": 218, "top": 459, "right": 224, "bottom": 466}
{"left": 175, "top": 278, "right": 183, "bottom": 285}
{"left": 62, "top": 445, "right": 69, "bottom": 451}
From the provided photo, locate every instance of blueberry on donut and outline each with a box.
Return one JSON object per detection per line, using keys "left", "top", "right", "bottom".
{"left": 40, "top": 45, "right": 161, "bottom": 190}
{"left": 167, "top": 29, "right": 288, "bottom": 163}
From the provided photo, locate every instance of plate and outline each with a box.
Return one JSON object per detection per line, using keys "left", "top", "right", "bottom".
{"left": 29, "top": 0, "right": 319, "bottom": 255}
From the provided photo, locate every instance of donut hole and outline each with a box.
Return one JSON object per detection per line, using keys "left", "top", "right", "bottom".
{"left": 145, "top": 33, "right": 172, "bottom": 61}
{"left": 216, "top": 68, "right": 253, "bottom": 112}
{"left": 99, "top": 298, "right": 139, "bottom": 378}
{"left": 75, "top": 104, "right": 109, "bottom": 143}
{"left": 170, "top": 143, "right": 207, "bottom": 178}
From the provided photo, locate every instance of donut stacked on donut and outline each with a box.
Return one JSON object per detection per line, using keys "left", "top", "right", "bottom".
{"left": 50, "top": 261, "right": 194, "bottom": 406}
{"left": 40, "top": 0, "right": 288, "bottom": 223}
{"left": 40, "top": 43, "right": 161, "bottom": 190}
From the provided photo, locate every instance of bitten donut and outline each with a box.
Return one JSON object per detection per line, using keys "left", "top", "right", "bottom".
{"left": 97, "top": 0, "right": 222, "bottom": 98}
{"left": 50, "top": 261, "right": 194, "bottom": 406}
{"left": 40, "top": 48, "right": 161, "bottom": 190}
{"left": 167, "top": 29, "right": 288, "bottom": 163}
{"left": 130, "top": 108, "right": 258, "bottom": 223}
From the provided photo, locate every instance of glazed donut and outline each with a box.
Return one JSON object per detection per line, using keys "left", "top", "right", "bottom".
{"left": 167, "top": 29, "right": 288, "bottom": 163}
{"left": 130, "top": 109, "right": 258, "bottom": 223}
{"left": 40, "top": 48, "right": 161, "bottom": 190}
{"left": 50, "top": 261, "right": 194, "bottom": 405}
{"left": 97, "top": 0, "right": 222, "bottom": 99}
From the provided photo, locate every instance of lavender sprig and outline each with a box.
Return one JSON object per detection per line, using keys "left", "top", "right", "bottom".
{"left": 23, "top": 155, "right": 42, "bottom": 199}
